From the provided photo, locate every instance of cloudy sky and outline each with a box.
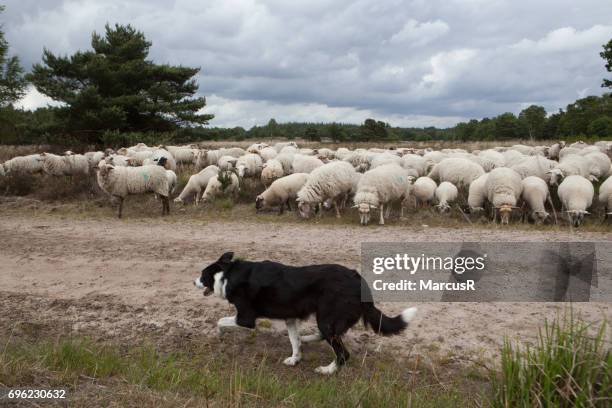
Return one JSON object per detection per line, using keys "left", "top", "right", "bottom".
{"left": 4, "top": 0, "right": 612, "bottom": 128}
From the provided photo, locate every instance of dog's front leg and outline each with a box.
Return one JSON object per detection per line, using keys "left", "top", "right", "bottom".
{"left": 217, "top": 316, "right": 238, "bottom": 335}
{"left": 283, "top": 319, "right": 302, "bottom": 366}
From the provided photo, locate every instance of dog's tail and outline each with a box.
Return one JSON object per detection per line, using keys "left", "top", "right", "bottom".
{"left": 362, "top": 303, "right": 417, "bottom": 336}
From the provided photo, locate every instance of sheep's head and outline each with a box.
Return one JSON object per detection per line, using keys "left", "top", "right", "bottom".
{"left": 173, "top": 197, "right": 184, "bottom": 204}
{"left": 566, "top": 210, "right": 588, "bottom": 228}
{"left": 436, "top": 203, "right": 451, "bottom": 214}
{"left": 498, "top": 204, "right": 514, "bottom": 225}
{"left": 532, "top": 210, "right": 550, "bottom": 225}
{"left": 547, "top": 168, "right": 564, "bottom": 186}
{"left": 236, "top": 165, "right": 246, "bottom": 178}
{"left": 353, "top": 202, "right": 376, "bottom": 225}
{"left": 97, "top": 162, "right": 114, "bottom": 177}
{"left": 297, "top": 199, "right": 314, "bottom": 219}
{"left": 255, "top": 195, "right": 265, "bottom": 210}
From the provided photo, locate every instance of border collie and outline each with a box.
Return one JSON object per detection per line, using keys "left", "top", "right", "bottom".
{"left": 194, "top": 252, "right": 417, "bottom": 374}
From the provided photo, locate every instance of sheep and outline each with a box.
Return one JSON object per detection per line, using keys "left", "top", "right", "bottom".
{"left": 299, "top": 148, "right": 315, "bottom": 155}
{"left": 422, "top": 151, "right": 447, "bottom": 172}
{"left": 261, "top": 159, "right": 284, "bottom": 187}
{"left": 467, "top": 173, "right": 489, "bottom": 214}
{"left": 258, "top": 146, "right": 278, "bottom": 162}
{"left": 315, "top": 148, "right": 335, "bottom": 161}
{"left": 583, "top": 152, "right": 611, "bottom": 179}
{"left": 521, "top": 176, "right": 556, "bottom": 224}
{"left": 400, "top": 154, "right": 427, "bottom": 176}
{"left": 256, "top": 173, "right": 309, "bottom": 215}
{"left": 96, "top": 161, "right": 170, "bottom": 218}
{"left": 217, "top": 155, "right": 238, "bottom": 171}
{"left": 297, "top": 161, "right": 357, "bottom": 218}
{"left": 548, "top": 154, "right": 593, "bottom": 186}
{"left": 558, "top": 146, "right": 581, "bottom": 160}
{"left": 279, "top": 145, "right": 299, "bottom": 155}
{"left": 275, "top": 152, "right": 296, "bottom": 174}
{"left": 236, "top": 153, "right": 264, "bottom": 178}
{"left": 434, "top": 182, "right": 458, "bottom": 214}
{"left": 219, "top": 147, "right": 247, "bottom": 158}
{"left": 485, "top": 167, "right": 523, "bottom": 224}
{"left": 557, "top": 175, "right": 594, "bottom": 227}
{"left": 0, "top": 154, "right": 43, "bottom": 175}
{"left": 334, "top": 147, "right": 351, "bottom": 160}
{"left": 427, "top": 158, "right": 485, "bottom": 189}
{"left": 196, "top": 150, "right": 221, "bottom": 168}
{"left": 369, "top": 152, "right": 401, "bottom": 169}
{"left": 352, "top": 164, "right": 411, "bottom": 225}
{"left": 247, "top": 142, "right": 269, "bottom": 153}
{"left": 598, "top": 175, "right": 612, "bottom": 218}
{"left": 502, "top": 150, "right": 527, "bottom": 167}
{"left": 510, "top": 156, "right": 557, "bottom": 182}
{"left": 273, "top": 141, "right": 298, "bottom": 153}
{"left": 150, "top": 149, "right": 177, "bottom": 171}
{"left": 84, "top": 151, "right": 105, "bottom": 170}
{"left": 201, "top": 170, "right": 240, "bottom": 202}
{"left": 510, "top": 144, "right": 536, "bottom": 156}
{"left": 405, "top": 176, "right": 437, "bottom": 209}
{"left": 548, "top": 141, "right": 565, "bottom": 160}
{"left": 343, "top": 150, "right": 371, "bottom": 172}
{"left": 40, "top": 152, "right": 89, "bottom": 177}
{"left": 174, "top": 165, "right": 220, "bottom": 205}
{"left": 292, "top": 154, "right": 324, "bottom": 174}
{"left": 126, "top": 149, "right": 154, "bottom": 165}
{"left": 106, "top": 155, "right": 130, "bottom": 167}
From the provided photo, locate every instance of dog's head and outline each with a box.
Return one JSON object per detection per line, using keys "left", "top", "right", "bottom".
{"left": 194, "top": 251, "right": 234, "bottom": 297}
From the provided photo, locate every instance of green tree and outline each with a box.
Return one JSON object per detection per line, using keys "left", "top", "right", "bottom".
{"left": 588, "top": 116, "right": 612, "bottom": 137}
{"left": 359, "top": 118, "right": 388, "bottom": 141}
{"left": 27, "top": 23, "right": 212, "bottom": 143}
{"left": 326, "top": 122, "right": 345, "bottom": 142}
{"left": 601, "top": 38, "right": 612, "bottom": 89}
{"left": 0, "top": 6, "right": 27, "bottom": 106}
{"left": 494, "top": 113, "right": 520, "bottom": 139}
{"left": 519, "top": 105, "right": 547, "bottom": 141}
{"left": 304, "top": 126, "right": 320, "bottom": 141}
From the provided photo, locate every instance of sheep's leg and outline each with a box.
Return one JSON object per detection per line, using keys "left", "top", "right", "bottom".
{"left": 117, "top": 197, "right": 124, "bottom": 219}
{"left": 385, "top": 203, "right": 391, "bottom": 218}
{"left": 379, "top": 204, "right": 385, "bottom": 225}
{"left": 334, "top": 200, "right": 341, "bottom": 218}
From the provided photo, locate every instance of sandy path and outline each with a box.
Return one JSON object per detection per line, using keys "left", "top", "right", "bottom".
{"left": 1, "top": 214, "right": 610, "bottom": 363}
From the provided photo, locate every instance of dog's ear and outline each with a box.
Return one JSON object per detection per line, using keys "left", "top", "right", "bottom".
{"left": 217, "top": 251, "right": 234, "bottom": 268}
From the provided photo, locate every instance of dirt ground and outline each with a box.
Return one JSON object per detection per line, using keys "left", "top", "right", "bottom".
{"left": 1, "top": 212, "right": 610, "bottom": 367}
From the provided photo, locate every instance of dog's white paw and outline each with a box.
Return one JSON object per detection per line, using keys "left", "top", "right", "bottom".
{"left": 314, "top": 361, "right": 337, "bottom": 375}
{"left": 283, "top": 356, "right": 301, "bottom": 366}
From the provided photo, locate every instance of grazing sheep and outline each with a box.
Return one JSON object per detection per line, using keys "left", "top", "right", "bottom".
{"left": 485, "top": 167, "right": 523, "bottom": 224}
{"left": 422, "top": 151, "right": 447, "bottom": 172}
{"left": 467, "top": 173, "right": 489, "bottom": 214}
{"left": 292, "top": 154, "right": 324, "bottom": 174}
{"left": 548, "top": 141, "right": 565, "bottom": 160}
{"left": 275, "top": 152, "right": 295, "bottom": 174}
{"left": 174, "top": 165, "right": 220, "bottom": 205}
{"left": 256, "top": 173, "right": 309, "bottom": 214}
{"left": 502, "top": 150, "right": 527, "bottom": 167}
{"left": 557, "top": 175, "right": 594, "bottom": 227}
{"left": 261, "top": 159, "right": 284, "bottom": 186}
{"left": 96, "top": 161, "right": 170, "bottom": 218}
{"left": 217, "top": 155, "right": 238, "bottom": 171}
{"left": 273, "top": 141, "right": 298, "bottom": 153}
{"left": 84, "top": 151, "right": 105, "bottom": 170}
{"left": 435, "top": 182, "right": 458, "bottom": 214}
{"left": 598, "top": 175, "right": 612, "bottom": 218}
{"left": 150, "top": 149, "right": 177, "bottom": 171}
{"left": 219, "top": 147, "right": 247, "bottom": 158}
{"left": 279, "top": 145, "right": 299, "bottom": 155}
{"left": 407, "top": 176, "right": 437, "bottom": 208}
{"left": 236, "top": 153, "right": 264, "bottom": 178}
{"left": 369, "top": 152, "right": 401, "bottom": 169}
{"left": 315, "top": 148, "right": 335, "bottom": 161}
{"left": 196, "top": 150, "right": 221, "bottom": 168}
{"left": 247, "top": 142, "right": 269, "bottom": 153}
{"left": 427, "top": 158, "right": 485, "bottom": 189}
{"left": 521, "top": 176, "right": 556, "bottom": 224}
{"left": 352, "top": 164, "right": 411, "bottom": 225}
{"left": 106, "top": 155, "right": 130, "bottom": 167}
{"left": 165, "top": 146, "right": 199, "bottom": 165}
{"left": 1, "top": 154, "right": 43, "bottom": 175}
{"left": 41, "top": 152, "right": 89, "bottom": 177}
{"left": 334, "top": 147, "right": 351, "bottom": 160}
{"left": 297, "top": 161, "right": 357, "bottom": 218}
{"left": 510, "top": 156, "right": 557, "bottom": 182}
{"left": 558, "top": 146, "right": 581, "bottom": 160}
{"left": 548, "top": 154, "right": 593, "bottom": 186}
{"left": 583, "top": 152, "right": 611, "bottom": 179}
{"left": 201, "top": 171, "right": 240, "bottom": 202}
{"left": 343, "top": 150, "right": 371, "bottom": 172}
{"left": 126, "top": 149, "right": 154, "bottom": 165}
{"left": 400, "top": 154, "right": 428, "bottom": 176}
{"left": 510, "top": 144, "right": 536, "bottom": 156}
{"left": 258, "top": 146, "right": 278, "bottom": 162}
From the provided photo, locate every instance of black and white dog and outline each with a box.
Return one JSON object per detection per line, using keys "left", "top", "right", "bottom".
{"left": 194, "top": 252, "right": 417, "bottom": 374}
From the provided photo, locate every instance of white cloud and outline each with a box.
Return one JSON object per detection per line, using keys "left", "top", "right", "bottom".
{"left": 14, "top": 86, "right": 62, "bottom": 110}
{"left": 512, "top": 25, "right": 612, "bottom": 53}
{"left": 389, "top": 19, "right": 450, "bottom": 46}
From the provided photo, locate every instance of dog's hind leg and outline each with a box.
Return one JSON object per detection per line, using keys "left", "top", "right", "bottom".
{"left": 283, "top": 319, "right": 302, "bottom": 366}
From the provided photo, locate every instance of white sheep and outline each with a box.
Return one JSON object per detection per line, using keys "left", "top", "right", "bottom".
{"left": 557, "top": 175, "right": 594, "bottom": 227}
{"left": 273, "top": 141, "right": 298, "bottom": 153}
{"left": 1, "top": 154, "right": 43, "bottom": 175}
{"left": 369, "top": 152, "right": 401, "bottom": 169}
{"left": 292, "top": 154, "right": 324, "bottom": 174}
{"left": 334, "top": 147, "right": 351, "bottom": 160}
{"left": 467, "top": 173, "right": 489, "bottom": 214}
{"left": 84, "top": 151, "right": 105, "bottom": 170}
{"left": 422, "top": 151, "right": 448, "bottom": 172}
{"left": 236, "top": 153, "right": 263, "bottom": 178}
{"left": 106, "top": 154, "right": 130, "bottom": 167}
{"left": 583, "top": 152, "right": 611, "bottom": 179}
{"left": 256, "top": 173, "right": 309, "bottom": 215}
{"left": 315, "top": 148, "right": 335, "bottom": 161}
{"left": 150, "top": 149, "right": 177, "bottom": 171}
{"left": 511, "top": 156, "right": 557, "bottom": 182}
{"left": 258, "top": 146, "right": 278, "bottom": 162}
{"left": 201, "top": 171, "right": 240, "bottom": 202}
{"left": 434, "top": 182, "right": 458, "bottom": 214}
{"left": 126, "top": 149, "right": 154, "bottom": 165}
{"left": 247, "top": 142, "right": 269, "bottom": 153}
{"left": 548, "top": 141, "right": 565, "bottom": 160}
{"left": 297, "top": 161, "right": 357, "bottom": 218}
{"left": 598, "top": 175, "right": 612, "bottom": 218}
{"left": 502, "top": 150, "right": 527, "bottom": 167}
{"left": 400, "top": 154, "right": 428, "bottom": 176}
{"left": 40, "top": 152, "right": 89, "bottom": 177}
{"left": 261, "top": 159, "right": 284, "bottom": 186}
{"left": 343, "top": 150, "right": 371, "bottom": 172}
{"left": 96, "top": 161, "right": 170, "bottom": 218}
{"left": 217, "top": 155, "right": 238, "bottom": 171}
{"left": 427, "top": 158, "right": 485, "bottom": 189}
{"left": 485, "top": 167, "right": 523, "bottom": 224}
{"left": 558, "top": 146, "right": 581, "bottom": 160}
{"left": 219, "top": 147, "right": 247, "bottom": 158}
{"left": 521, "top": 176, "right": 556, "bottom": 224}
{"left": 275, "top": 152, "right": 295, "bottom": 174}
{"left": 404, "top": 176, "right": 437, "bottom": 209}
{"left": 548, "top": 154, "right": 593, "bottom": 186}
{"left": 352, "top": 164, "right": 411, "bottom": 225}
{"left": 174, "top": 165, "right": 220, "bottom": 205}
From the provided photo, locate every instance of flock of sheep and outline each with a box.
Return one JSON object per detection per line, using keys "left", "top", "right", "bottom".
{"left": 2, "top": 140, "right": 612, "bottom": 227}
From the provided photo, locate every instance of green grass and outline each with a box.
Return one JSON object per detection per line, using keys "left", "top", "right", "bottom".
{"left": 491, "top": 312, "right": 611, "bottom": 407}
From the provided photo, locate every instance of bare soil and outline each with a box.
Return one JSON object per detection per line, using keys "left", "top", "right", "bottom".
{"left": 1, "top": 211, "right": 610, "bottom": 368}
